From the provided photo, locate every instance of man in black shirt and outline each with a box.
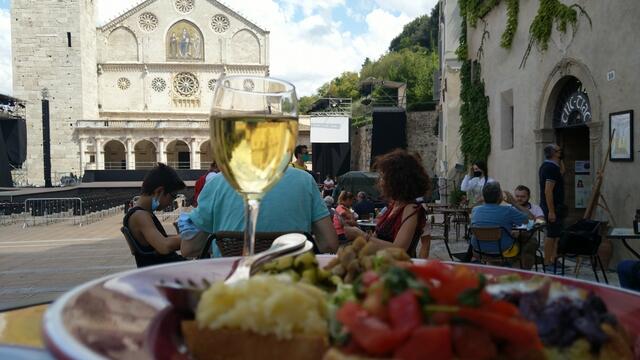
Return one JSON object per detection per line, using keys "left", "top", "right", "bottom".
{"left": 539, "top": 144, "right": 566, "bottom": 269}
{"left": 352, "top": 191, "right": 375, "bottom": 219}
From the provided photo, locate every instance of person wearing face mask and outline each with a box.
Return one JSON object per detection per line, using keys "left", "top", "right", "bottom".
{"left": 291, "top": 144, "right": 310, "bottom": 171}
{"left": 123, "top": 163, "right": 186, "bottom": 265}
{"left": 460, "top": 160, "right": 494, "bottom": 205}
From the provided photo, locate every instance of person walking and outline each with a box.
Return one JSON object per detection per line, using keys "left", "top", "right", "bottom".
{"left": 539, "top": 144, "right": 567, "bottom": 271}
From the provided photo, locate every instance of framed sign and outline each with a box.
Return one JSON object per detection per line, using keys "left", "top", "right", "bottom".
{"left": 609, "top": 110, "right": 634, "bottom": 161}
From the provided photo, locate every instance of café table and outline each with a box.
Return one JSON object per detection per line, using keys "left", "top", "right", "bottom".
{"left": 607, "top": 228, "right": 640, "bottom": 259}
{"left": 437, "top": 208, "right": 471, "bottom": 243}
{"left": 0, "top": 302, "right": 52, "bottom": 359}
{"left": 356, "top": 219, "right": 376, "bottom": 231}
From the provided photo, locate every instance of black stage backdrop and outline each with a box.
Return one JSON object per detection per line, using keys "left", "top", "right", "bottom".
{"left": 312, "top": 143, "right": 351, "bottom": 181}
{"left": 1, "top": 118, "right": 27, "bottom": 167}
{"left": 0, "top": 123, "right": 11, "bottom": 187}
{"left": 370, "top": 111, "right": 407, "bottom": 166}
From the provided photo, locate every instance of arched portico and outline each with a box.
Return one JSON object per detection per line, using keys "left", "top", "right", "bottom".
{"left": 200, "top": 140, "right": 212, "bottom": 169}
{"left": 104, "top": 140, "right": 126, "bottom": 169}
{"left": 166, "top": 139, "right": 190, "bottom": 169}
{"left": 135, "top": 139, "right": 157, "bottom": 169}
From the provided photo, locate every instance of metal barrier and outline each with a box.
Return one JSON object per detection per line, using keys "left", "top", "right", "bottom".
{"left": 23, "top": 198, "right": 84, "bottom": 227}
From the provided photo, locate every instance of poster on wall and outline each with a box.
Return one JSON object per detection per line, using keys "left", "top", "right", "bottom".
{"left": 575, "top": 160, "right": 590, "bottom": 174}
{"left": 610, "top": 110, "right": 634, "bottom": 161}
{"left": 575, "top": 174, "right": 592, "bottom": 209}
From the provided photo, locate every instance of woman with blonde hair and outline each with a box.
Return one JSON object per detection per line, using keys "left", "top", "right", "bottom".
{"left": 333, "top": 191, "right": 357, "bottom": 244}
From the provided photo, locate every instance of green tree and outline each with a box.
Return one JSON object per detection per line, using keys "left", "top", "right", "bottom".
{"left": 317, "top": 71, "right": 361, "bottom": 99}
{"left": 389, "top": 3, "right": 440, "bottom": 52}
{"left": 361, "top": 48, "right": 438, "bottom": 109}
{"left": 299, "top": 95, "right": 319, "bottom": 114}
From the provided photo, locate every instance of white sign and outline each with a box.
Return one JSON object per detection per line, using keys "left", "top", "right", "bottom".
{"left": 310, "top": 116, "right": 349, "bottom": 143}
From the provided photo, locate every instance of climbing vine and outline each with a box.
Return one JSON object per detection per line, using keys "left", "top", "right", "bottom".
{"left": 459, "top": 60, "right": 491, "bottom": 164}
{"left": 500, "top": 0, "right": 519, "bottom": 48}
{"left": 521, "top": 0, "right": 592, "bottom": 68}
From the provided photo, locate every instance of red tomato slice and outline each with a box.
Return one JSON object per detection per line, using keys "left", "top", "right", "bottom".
{"left": 457, "top": 308, "right": 543, "bottom": 349}
{"left": 430, "top": 267, "right": 481, "bottom": 305}
{"left": 484, "top": 300, "right": 519, "bottom": 317}
{"left": 361, "top": 271, "right": 380, "bottom": 287}
{"left": 452, "top": 325, "right": 497, "bottom": 360}
{"left": 336, "top": 302, "right": 406, "bottom": 356}
{"left": 388, "top": 290, "right": 422, "bottom": 335}
{"left": 394, "top": 326, "right": 453, "bottom": 360}
{"left": 409, "top": 261, "right": 453, "bottom": 284}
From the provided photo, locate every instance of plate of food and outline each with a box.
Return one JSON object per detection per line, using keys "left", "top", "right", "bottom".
{"left": 43, "top": 237, "right": 640, "bottom": 359}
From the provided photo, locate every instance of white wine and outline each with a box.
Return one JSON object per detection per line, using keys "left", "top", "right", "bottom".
{"left": 210, "top": 115, "right": 298, "bottom": 199}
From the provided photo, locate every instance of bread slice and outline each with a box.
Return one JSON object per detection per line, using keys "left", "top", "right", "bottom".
{"left": 181, "top": 321, "right": 329, "bottom": 360}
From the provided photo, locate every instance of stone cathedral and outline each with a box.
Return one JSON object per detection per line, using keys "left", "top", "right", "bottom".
{"left": 11, "top": 0, "right": 269, "bottom": 185}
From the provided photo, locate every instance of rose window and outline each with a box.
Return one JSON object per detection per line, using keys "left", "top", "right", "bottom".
{"left": 138, "top": 12, "right": 158, "bottom": 32}
{"left": 211, "top": 14, "right": 230, "bottom": 33}
{"left": 174, "top": 0, "right": 194, "bottom": 14}
{"left": 243, "top": 79, "right": 255, "bottom": 91}
{"left": 117, "top": 77, "right": 130, "bottom": 90}
{"left": 208, "top": 79, "right": 217, "bottom": 91}
{"left": 173, "top": 72, "right": 199, "bottom": 97}
{"left": 151, "top": 77, "right": 166, "bottom": 92}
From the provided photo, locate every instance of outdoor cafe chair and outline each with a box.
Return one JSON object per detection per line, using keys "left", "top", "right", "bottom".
{"left": 120, "top": 226, "right": 186, "bottom": 268}
{"left": 469, "top": 226, "right": 522, "bottom": 268}
{"left": 555, "top": 219, "right": 608, "bottom": 284}
{"left": 212, "top": 231, "right": 316, "bottom": 257}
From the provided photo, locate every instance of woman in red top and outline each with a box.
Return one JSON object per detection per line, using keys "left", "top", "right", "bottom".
{"left": 333, "top": 191, "right": 357, "bottom": 244}
{"left": 346, "top": 149, "right": 430, "bottom": 257}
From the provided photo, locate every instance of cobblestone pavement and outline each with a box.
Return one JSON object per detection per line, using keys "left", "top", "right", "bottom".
{"left": 0, "top": 212, "right": 620, "bottom": 310}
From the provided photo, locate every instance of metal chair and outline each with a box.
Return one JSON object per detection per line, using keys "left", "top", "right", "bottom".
{"left": 213, "top": 231, "right": 315, "bottom": 257}
{"left": 470, "top": 226, "right": 521, "bottom": 267}
{"left": 555, "top": 219, "right": 608, "bottom": 283}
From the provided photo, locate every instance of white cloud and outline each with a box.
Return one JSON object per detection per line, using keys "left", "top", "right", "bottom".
{"left": 372, "top": 0, "right": 439, "bottom": 18}
{"left": 0, "top": 8, "right": 12, "bottom": 95}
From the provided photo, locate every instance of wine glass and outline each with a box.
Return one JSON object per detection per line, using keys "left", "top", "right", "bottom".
{"left": 209, "top": 75, "right": 298, "bottom": 256}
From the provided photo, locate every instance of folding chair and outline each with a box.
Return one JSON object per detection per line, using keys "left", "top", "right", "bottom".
{"left": 470, "top": 226, "right": 521, "bottom": 268}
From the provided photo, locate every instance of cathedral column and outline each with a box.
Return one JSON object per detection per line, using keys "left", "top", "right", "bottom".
{"left": 157, "top": 137, "right": 167, "bottom": 164}
{"left": 126, "top": 138, "right": 135, "bottom": 170}
{"left": 95, "top": 137, "right": 104, "bottom": 170}
{"left": 78, "top": 137, "right": 87, "bottom": 175}
{"left": 190, "top": 138, "right": 199, "bottom": 170}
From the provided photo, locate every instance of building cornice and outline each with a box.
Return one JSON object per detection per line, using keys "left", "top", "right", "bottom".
{"left": 98, "top": 63, "right": 268, "bottom": 73}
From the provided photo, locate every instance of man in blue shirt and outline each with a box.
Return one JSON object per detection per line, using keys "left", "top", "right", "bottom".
{"left": 180, "top": 167, "right": 338, "bottom": 257}
{"left": 471, "top": 181, "right": 531, "bottom": 256}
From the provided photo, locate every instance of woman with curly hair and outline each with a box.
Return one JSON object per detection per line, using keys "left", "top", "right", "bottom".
{"left": 346, "top": 149, "right": 431, "bottom": 257}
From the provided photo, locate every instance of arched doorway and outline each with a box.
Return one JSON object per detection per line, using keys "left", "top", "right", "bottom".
{"left": 104, "top": 140, "right": 126, "bottom": 169}
{"left": 167, "top": 140, "right": 190, "bottom": 169}
{"left": 200, "top": 140, "right": 212, "bottom": 169}
{"left": 549, "top": 76, "right": 592, "bottom": 224}
{"left": 135, "top": 140, "right": 157, "bottom": 169}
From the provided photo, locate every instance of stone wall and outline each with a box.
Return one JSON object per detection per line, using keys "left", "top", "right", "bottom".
{"left": 350, "top": 111, "right": 439, "bottom": 175}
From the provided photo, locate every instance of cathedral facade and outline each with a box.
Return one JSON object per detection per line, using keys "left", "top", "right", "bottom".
{"left": 11, "top": 0, "right": 269, "bottom": 185}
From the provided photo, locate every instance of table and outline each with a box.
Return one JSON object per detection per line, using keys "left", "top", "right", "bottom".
{"left": 437, "top": 208, "right": 471, "bottom": 243}
{"left": 357, "top": 220, "right": 376, "bottom": 231}
{"left": 607, "top": 228, "right": 640, "bottom": 259}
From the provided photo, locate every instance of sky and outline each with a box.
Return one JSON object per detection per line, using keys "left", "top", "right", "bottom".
{"left": 0, "top": 0, "right": 438, "bottom": 96}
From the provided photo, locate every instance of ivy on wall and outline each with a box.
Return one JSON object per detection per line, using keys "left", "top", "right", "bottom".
{"left": 455, "top": 0, "right": 589, "bottom": 163}
{"left": 459, "top": 60, "right": 491, "bottom": 164}
{"left": 521, "top": 0, "right": 591, "bottom": 68}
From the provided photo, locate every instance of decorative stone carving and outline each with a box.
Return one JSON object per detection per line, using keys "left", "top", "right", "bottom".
{"left": 117, "top": 77, "right": 131, "bottom": 90}
{"left": 173, "top": 72, "right": 199, "bottom": 97}
{"left": 138, "top": 12, "right": 158, "bottom": 32}
{"left": 211, "top": 14, "right": 230, "bottom": 33}
{"left": 174, "top": 0, "right": 194, "bottom": 14}
{"left": 243, "top": 78, "right": 255, "bottom": 91}
{"left": 151, "top": 77, "right": 167, "bottom": 92}
{"left": 208, "top": 78, "right": 217, "bottom": 91}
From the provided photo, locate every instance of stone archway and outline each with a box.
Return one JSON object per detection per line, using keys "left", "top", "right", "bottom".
{"left": 166, "top": 140, "right": 190, "bottom": 169}
{"left": 200, "top": 140, "right": 212, "bottom": 169}
{"left": 134, "top": 139, "right": 157, "bottom": 169}
{"left": 536, "top": 58, "right": 603, "bottom": 179}
{"left": 104, "top": 140, "right": 126, "bottom": 169}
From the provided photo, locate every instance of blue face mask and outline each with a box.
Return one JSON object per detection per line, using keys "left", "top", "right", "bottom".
{"left": 303, "top": 154, "right": 311, "bottom": 162}
{"left": 151, "top": 197, "right": 160, "bottom": 212}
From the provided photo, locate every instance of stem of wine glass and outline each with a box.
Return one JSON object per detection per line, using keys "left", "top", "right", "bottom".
{"left": 243, "top": 198, "right": 260, "bottom": 256}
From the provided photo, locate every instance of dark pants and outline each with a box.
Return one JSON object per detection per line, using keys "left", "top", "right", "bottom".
{"left": 618, "top": 260, "right": 640, "bottom": 291}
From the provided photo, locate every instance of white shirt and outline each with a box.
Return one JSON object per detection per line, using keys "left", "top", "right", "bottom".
{"left": 527, "top": 203, "right": 545, "bottom": 219}
{"left": 460, "top": 175, "right": 495, "bottom": 203}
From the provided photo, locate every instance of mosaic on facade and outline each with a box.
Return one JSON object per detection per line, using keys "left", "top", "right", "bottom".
{"left": 166, "top": 20, "right": 203, "bottom": 61}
